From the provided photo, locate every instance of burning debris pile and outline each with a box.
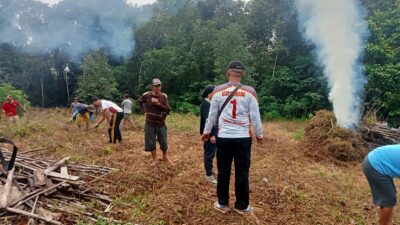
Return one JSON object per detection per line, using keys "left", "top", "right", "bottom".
{"left": 0, "top": 138, "right": 117, "bottom": 224}
{"left": 302, "top": 110, "right": 400, "bottom": 163}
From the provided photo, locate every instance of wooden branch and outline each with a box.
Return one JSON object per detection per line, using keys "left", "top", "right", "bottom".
{"left": 21, "top": 147, "right": 47, "bottom": 154}
{"left": 6, "top": 207, "right": 61, "bottom": 225}
{"left": 47, "top": 172, "right": 79, "bottom": 181}
{"left": 31, "top": 195, "right": 39, "bottom": 213}
{"left": 44, "top": 157, "right": 71, "bottom": 174}
{"left": 13, "top": 181, "right": 67, "bottom": 208}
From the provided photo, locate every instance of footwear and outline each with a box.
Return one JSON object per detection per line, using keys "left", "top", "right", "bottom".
{"left": 214, "top": 201, "right": 230, "bottom": 214}
{"left": 206, "top": 175, "right": 217, "bottom": 185}
{"left": 233, "top": 206, "right": 253, "bottom": 215}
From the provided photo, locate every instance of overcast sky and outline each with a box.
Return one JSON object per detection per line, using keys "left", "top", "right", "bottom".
{"left": 35, "top": 0, "right": 157, "bottom": 6}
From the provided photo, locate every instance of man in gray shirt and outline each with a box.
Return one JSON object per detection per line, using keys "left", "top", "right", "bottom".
{"left": 121, "top": 94, "right": 134, "bottom": 129}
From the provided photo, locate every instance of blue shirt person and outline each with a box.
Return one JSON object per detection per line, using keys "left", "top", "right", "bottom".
{"left": 363, "top": 144, "right": 400, "bottom": 225}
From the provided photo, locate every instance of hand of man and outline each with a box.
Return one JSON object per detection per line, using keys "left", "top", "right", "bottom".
{"left": 201, "top": 133, "right": 210, "bottom": 142}
{"left": 94, "top": 123, "right": 99, "bottom": 128}
{"left": 210, "top": 136, "right": 216, "bottom": 144}
{"left": 256, "top": 136, "right": 264, "bottom": 144}
{"left": 151, "top": 98, "right": 160, "bottom": 106}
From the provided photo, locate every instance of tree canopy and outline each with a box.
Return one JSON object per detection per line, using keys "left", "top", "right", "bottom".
{"left": 0, "top": 0, "right": 399, "bottom": 124}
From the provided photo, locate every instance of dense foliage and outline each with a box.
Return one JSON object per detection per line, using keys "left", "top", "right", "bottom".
{"left": 0, "top": 0, "right": 399, "bottom": 124}
{"left": 0, "top": 84, "right": 30, "bottom": 107}
{"left": 76, "top": 52, "right": 121, "bottom": 103}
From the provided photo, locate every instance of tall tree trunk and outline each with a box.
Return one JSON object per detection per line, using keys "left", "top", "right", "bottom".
{"left": 65, "top": 72, "right": 69, "bottom": 106}
{"left": 41, "top": 73, "right": 44, "bottom": 108}
{"left": 272, "top": 50, "right": 278, "bottom": 78}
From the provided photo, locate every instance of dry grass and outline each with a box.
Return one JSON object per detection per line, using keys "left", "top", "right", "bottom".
{"left": 0, "top": 108, "right": 397, "bottom": 224}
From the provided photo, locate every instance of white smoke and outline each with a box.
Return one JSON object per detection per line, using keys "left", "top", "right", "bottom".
{"left": 0, "top": 0, "right": 154, "bottom": 59}
{"left": 295, "top": 0, "right": 368, "bottom": 128}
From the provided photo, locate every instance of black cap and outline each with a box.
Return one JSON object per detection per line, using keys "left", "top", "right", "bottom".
{"left": 227, "top": 60, "right": 245, "bottom": 70}
{"left": 202, "top": 85, "right": 216, "bottom": 98}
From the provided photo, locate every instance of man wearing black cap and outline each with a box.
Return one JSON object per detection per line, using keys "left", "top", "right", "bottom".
{"left": 202, "top": 60, "right": 264, "bottom": 214}
{"left": 138, "top": 78, "right": 171, "bottom": 165}
{"left": 200, "top": 85, "right": 218, "bottom": 184}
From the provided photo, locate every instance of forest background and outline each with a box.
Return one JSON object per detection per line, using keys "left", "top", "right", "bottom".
{"left": 0, "top": 0, "right": 399, "bottom": 126}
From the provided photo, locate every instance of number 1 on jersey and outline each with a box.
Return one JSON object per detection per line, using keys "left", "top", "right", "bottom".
{"left": 230, "top": 99, "right": 237, "bottom": 119}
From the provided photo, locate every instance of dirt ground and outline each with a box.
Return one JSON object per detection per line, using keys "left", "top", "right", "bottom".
{"left": 0, "top": 108, "right": 398, "bottom": 225}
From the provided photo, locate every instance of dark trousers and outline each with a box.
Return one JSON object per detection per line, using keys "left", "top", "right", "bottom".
{"left": 216, "top": 137, "right": 252, "bottom": 210}
{"left": 108, "top": 112, "right": 124, "bottom": 143}
{"left": 203, "top": 141, "right": 216, "bottom": 176}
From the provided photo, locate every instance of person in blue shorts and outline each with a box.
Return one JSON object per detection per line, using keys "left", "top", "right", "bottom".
{"left": 362, "top": 144, "right": 400, "bottom": 225}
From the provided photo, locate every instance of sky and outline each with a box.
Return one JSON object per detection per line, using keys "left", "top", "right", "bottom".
{"left": 35, "top": 0, "right": 157, "bottom": 6}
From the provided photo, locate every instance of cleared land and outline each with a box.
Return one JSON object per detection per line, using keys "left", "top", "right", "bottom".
{"left": 0, "top": 108, "right": 397, "bottom": 225}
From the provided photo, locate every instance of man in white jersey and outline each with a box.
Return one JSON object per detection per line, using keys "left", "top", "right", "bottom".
{"left": 92, "top": 96, "right": 124, "bottom": 144}
{"left": 202, "top": 60, "right": 264, "bottom": 214}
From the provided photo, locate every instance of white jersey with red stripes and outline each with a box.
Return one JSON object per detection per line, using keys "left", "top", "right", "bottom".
{"left": 101, "top": 100, "right": 123, "bottom": 113}
{"left": 203, "top": 82, "right": 263, "bottom": 138}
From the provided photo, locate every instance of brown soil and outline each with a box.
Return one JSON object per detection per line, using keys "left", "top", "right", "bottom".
{"left": 0, "top": 108, "right": 396, "bottom": 224}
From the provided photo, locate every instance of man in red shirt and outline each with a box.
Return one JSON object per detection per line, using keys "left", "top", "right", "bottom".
{"left": 2, "top": 96, "right": 26, "bottom": 122}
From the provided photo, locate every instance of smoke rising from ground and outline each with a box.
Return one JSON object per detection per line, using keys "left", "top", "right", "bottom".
{"left": 0, "top": 0, "right": 152, "bottom": 58}
{"left": 295, "top": 0, "right": 368, "bottom": 128}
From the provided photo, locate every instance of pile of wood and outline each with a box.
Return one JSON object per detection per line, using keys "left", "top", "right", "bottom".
{"left": 360, "top": 123, "right": 400, "bottom": 149}
{"left": 302, "top": 110, "right": 400, "bottom": 163}
{"left": 0, "top": 149, "right": 117, "bottom": 224}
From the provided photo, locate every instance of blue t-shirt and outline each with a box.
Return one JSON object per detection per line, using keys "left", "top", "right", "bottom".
{"left": 71, "top": 102, "right": 81, "bottom": 113}
{"left": 76, "top": 104, "right": 88, "bottom": 114}
{"left": 368, "top": 144, "right": 400, "bottom": 178}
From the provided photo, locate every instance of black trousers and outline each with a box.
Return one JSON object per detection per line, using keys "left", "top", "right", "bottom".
{"left": 108, "top": 112, "right": 124, "bottom": 143}
{"left": 216, "top": 137, "right": 252, "bottom": 210}
{"left": 203, "top": 140, "right": 216, "bottom": 176}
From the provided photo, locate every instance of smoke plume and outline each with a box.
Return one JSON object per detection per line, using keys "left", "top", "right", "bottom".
{"left": 0, "top": 0, "right": 153, "bottom": 58}
{"left": 295, "top": 0, "right": 368, "bottom": 128}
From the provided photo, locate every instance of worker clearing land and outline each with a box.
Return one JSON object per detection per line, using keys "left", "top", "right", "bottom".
{"left": 92, "top": 97, "right": 124, "bottom": 144}
{"left": 2, "top": 95, "right": 26, "bottom": 122}
{"left": 75, "top": 104, "right": 96, "bottom": 131}
{"left": 363, "top": 144, "right": 400, "bottom": 225}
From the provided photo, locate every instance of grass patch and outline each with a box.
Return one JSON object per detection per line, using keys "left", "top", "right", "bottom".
{"left": 0, "top": 119, "right": 49, "bottom": 138}
{"left": 293, "top": 128, "right": 304, "bottom": 141}
{"left": 131, "top": 113, "right": 199, "bottom": 133}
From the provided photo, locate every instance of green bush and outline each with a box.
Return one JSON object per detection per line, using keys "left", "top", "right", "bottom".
{"left": 263, "top": 111, "right": 282, "bottom": 121}
{"left": 0, "top": 84, "right": 30, "bottom": 107}
{"left": 0, "top": 120, "right": 48, "bottom": 138}
{"left": 175, "top": 101, "right": 200, "bottom": 115}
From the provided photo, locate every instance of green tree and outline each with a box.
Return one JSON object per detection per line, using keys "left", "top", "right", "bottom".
{"left": 0, "top": 84, "right": 30, "bottom": 107}
{"left": 364, "top": 1, "right": 400, "bottom": 126}
{"left": 76, "top": 51, "right": 120, "bottom": 103}
{"left": 213, "top": 23, "right": 255, "bottom": 84}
